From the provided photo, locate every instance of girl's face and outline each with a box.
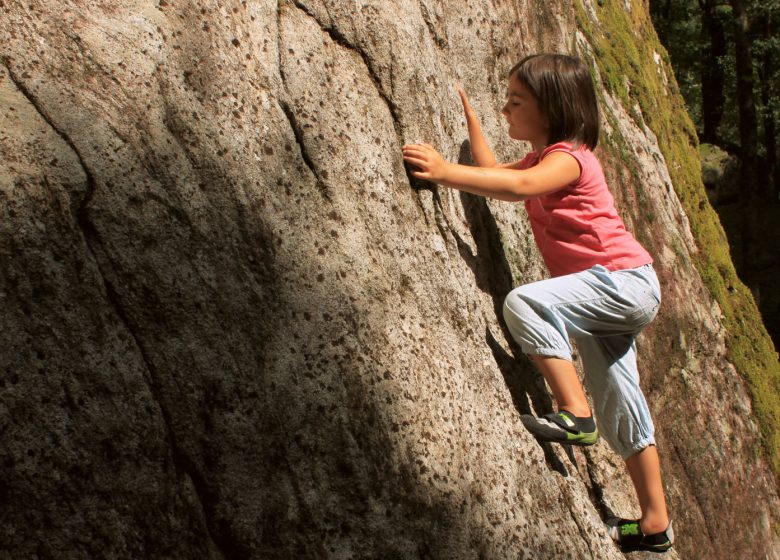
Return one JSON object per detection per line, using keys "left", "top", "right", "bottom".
{"left": 501, "top": 74, "right": 549, "bottom": 146}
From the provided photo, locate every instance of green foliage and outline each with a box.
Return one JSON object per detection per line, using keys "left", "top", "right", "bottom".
{"left": 651, "top": 0, "right": 780, "bottom": 160}
{"left": 575, "top": 0, "right": 780, "bottom": 481}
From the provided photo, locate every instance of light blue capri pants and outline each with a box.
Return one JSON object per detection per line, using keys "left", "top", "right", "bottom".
{"left": 503, "top": 263, "right": 662, "bottom": 460}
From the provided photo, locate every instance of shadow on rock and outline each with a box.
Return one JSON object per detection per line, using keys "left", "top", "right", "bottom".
{"left": 434, "top": 139, "right": 566, "bottom": 475}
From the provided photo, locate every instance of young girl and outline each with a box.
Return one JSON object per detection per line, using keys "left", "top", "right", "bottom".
{"left": 402, "top": 54, "right": 674, "bottom": 553}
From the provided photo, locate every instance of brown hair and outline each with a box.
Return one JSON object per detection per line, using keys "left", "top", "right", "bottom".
{"left": 509, "top": 54, "right": 599, "bottom": 150}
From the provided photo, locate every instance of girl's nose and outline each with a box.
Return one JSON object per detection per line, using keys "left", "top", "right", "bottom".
{"left": 501, "top": 103, "right": 509, "bottom": 116}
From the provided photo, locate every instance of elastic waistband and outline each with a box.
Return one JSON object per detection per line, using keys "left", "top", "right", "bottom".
{"left": 613, "top": 262, "right": 654, "bottom": 273}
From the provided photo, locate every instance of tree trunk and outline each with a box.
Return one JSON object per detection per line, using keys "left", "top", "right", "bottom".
{"left": 759, "top": 14, "right": 779, "bottom": 200}
{"left": 698, "top": 0, "right": 727, "bottom": 144}
{"left": 730, "top": 0, "right": 761, "bottom": 299}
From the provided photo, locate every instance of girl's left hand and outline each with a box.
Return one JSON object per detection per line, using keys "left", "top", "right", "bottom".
{"left": 402, "top": 143, "right": 448, "bottom": 182}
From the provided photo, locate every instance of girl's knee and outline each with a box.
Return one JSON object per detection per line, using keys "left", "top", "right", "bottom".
{"left": 503, "top": 287, "right": 536, "bottom": 327}
{"left": 503, "top": 285, "right": 540, "bottom": 314}
{"left": 504, "top": 287, "right": 573, "bottom": 359}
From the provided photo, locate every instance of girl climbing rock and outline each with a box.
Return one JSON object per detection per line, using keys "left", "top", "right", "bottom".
{"left": 402, "top": 53, "right": 674, "bottom": 553}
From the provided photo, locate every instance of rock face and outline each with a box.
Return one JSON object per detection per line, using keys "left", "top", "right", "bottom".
{"left": 1, "top": 1, "right": 779, "bottom": 559}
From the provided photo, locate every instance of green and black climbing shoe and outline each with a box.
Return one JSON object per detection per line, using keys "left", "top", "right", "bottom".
{"left": 520, "top": 410, "right": 598, "bottom": 446}
{"left": 606, "top": 518, "right": 674, "bottom": 553}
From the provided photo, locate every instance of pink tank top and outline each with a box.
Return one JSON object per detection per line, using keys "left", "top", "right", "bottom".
{"left": 520, "top": 141, "right": 653, "bottom": 277}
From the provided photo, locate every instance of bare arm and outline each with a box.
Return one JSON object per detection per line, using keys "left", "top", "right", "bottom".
{"left": 401, "top": 145, "right": 581, "bottom": 201}
{"left": 457, "top": 86, "right": 525, "bottom": 170}
{"left": 458, "top": 86, "right": 497, "bottom": 167}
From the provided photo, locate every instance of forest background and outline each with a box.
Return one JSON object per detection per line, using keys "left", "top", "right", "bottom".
{"left": 651, "top": 0, "right": 780, "bottom": 347}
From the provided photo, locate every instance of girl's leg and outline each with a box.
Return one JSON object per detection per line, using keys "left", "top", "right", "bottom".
{"left": 626, "top": 445, "right": 670, "bottom": 534}
{"left": 504, "top": 265, "right": 670, "bottom": 537}
{"left": 577, "top": 334, "right": 669, "bottom": 533}
{"left": 503, "top": 265, "right": 651, "bottom": 421}
{"left": 529, "top": 355, "right": 591, "bottom": 418}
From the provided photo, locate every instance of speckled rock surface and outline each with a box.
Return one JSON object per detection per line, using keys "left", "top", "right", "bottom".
{"left": 1, "top": 1, "right": 778, "bottom": 559}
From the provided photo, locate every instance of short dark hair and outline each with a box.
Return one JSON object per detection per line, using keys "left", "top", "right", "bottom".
{"left": 509, "top": 54, "right": 599, "bottom": 150}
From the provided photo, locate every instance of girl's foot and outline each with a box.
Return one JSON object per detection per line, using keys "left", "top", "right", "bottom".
{"left": 606, "top": 517, "right": 675, "bottom": 553}
{"left": 520, "top": 410, "right": 598, "bottom": 446}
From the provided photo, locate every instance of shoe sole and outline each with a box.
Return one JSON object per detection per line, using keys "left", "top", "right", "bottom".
{"left": 619, "top": 543, "right": 673, "bottom": 554}
{"left": 565, "top": 430, "right": 598, "bottom": 446}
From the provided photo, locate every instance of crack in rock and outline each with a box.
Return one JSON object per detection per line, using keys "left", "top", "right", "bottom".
{"left": 281, "top": 0, "right": 431, "bottom": 213}
{"left": 277, "top": 96, "right": 330, "bottom": 201}
{"left": 290, "top": 0, "right": 404, "bottom": 143}
{"left": 672, "top": 440, "right": 715, "bottom": 544}
{"left": 583, "top": 449, "right": 613, "bottom": 522}
{"left": 562, "top": 481, "right": 599, "bottom": 560}
{"left": 418, "top": 0, "right": 448, "bottom": 49}
{"left": 287, "top": 0, "right": 422, "bottom": 197}
{"left": 1, "top": 57, "right": 94, "bottom": 213}
{"left": 1, "top": 57, "right": 231, "bottom": 560}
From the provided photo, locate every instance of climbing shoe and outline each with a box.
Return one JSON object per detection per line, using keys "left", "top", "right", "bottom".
{"left": 606, "top": 517, "right": 675, "bottom": 553}
{"left": 520, "top": 410, "right": 598, "bottom": 446}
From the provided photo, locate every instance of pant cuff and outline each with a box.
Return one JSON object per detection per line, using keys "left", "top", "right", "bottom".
{"left": 620, "top": 436, "right": 657, "bottom": 460}
{"left": 522, "top": 346, "right": 573, "bottom": 362}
